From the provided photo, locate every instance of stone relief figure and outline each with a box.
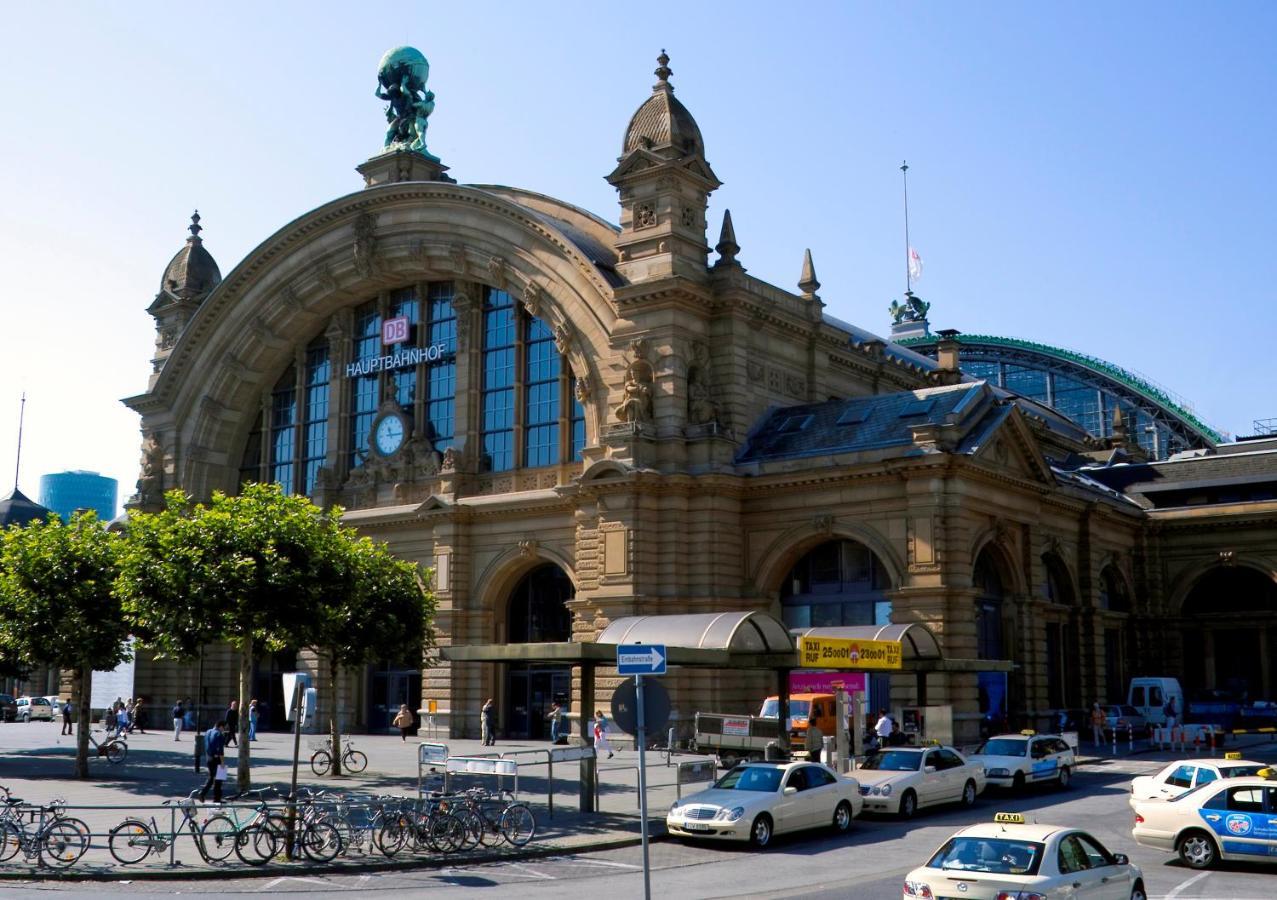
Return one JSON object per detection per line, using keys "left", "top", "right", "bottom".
{"left": 352, "top": 212, "right": 379, "bottom": 277}
{"left": 889, "top": 290, "right": 930, "bottom": 325}
{"left": 134, "top": 433, "right": 164, "bottom": 504}
{"left": 686, "top": 341, "right": 719, "bottom": 425}
{"left": 614, "top": 339, "right": 655, "bottom": 425}
{"left": 375, "top": 46, "right": 437, "bottom": 159}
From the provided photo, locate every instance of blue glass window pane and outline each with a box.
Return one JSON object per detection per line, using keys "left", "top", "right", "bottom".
{"left": 1004, "top": 365, "right": 1047, "bottom": 400}
{"left": 1052, "top": 375, "right": 1101, "bottom": 435}
{"left": 349, "top": 302, "right": 381, "bottom": 468}
{"left": 570, "top": 375, "right": 586, "bottom": 460}
{"left": 270, "top": 368, "right": 297, "bottom": 490}
{"left": 523, "top": 315, "right": 560, "bottom": 468}
{"left": 301, "top": 343, "right": 330, "bottom": 494}
{"left": 421, "top": 282, "right": 457, "bottom": 449}
{"left": 481, "top": 289, "right": 517, "bottom": 471}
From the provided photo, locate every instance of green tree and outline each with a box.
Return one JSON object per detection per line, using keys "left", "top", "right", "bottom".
{"left": 118, "top": 483, "right": 337, "bottom": 790}
{"left": 310, "top": 527, "right": 434, "bottom": 775}
{"left": 0, "top": 513, "right": 130, "bottom": 778}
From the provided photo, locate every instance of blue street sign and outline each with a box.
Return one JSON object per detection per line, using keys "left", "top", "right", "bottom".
{"left": 616, "top": 644, "right": 667, "bottom": 676}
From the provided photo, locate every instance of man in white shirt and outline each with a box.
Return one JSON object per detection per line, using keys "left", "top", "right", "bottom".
{"left": 874, "top": 709, "right": 894, "bottom": 745}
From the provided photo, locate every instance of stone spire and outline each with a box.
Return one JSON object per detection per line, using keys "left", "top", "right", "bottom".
{"left": 798, "top": 248, "right": 821, "bottom": 296}
{"left": 1112, "top": 405, "right": 1129, "bottom": 444}
{"left": 146, "top": 211, "right": 222, "bottom": 387}
{"left": 713, "top": 209, "right": 740, "bottom": 268}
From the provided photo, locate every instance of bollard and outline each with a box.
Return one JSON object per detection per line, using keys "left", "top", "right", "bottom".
{"left": 1127, "top": 723, "right": 1134, "bottom": 754}
{"left": 667, "top": 727, "right": 675, "bottom": 767}
{"left": 1112, "top": 727, "right": 1117, "bottom": 756}
{"left": 823, "top": 735, "right": 836, "bottom": 767}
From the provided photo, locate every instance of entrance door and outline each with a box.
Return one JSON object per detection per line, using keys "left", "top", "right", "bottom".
{"left": 370, "top": 668, "right": 422, "bottom": 732}
{"left": 505, "top": 666, "right": 570, "bottom": 740}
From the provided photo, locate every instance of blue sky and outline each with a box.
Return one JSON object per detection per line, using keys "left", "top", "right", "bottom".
{"left": 2, "top": 2, "right": 1274, "bottom": 512}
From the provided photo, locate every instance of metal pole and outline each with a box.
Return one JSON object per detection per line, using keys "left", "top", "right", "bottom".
{"left": 901, "top": 161, "right": 912, "bottom": 295}
{"left": 547, "top": 754, "right": 554, "bottom": 820}
{"left": 287, "top": 681, "right": 303, "bottom": 858}
{"left": 637, "top": 674, "right": 651, "bottom": 900}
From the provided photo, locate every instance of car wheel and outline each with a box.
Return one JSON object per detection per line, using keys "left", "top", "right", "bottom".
{"left": 1012, "top": 771, "right": 1026, "bottom": 791}
{"left": 1057, "top": 766, "right": 1071, "bottom": 789}
{"left": 897, "top": 790, "right": 917, "bottom": 820}
{"left": 21, "top": 715, "right": 29, "bottom": 724}
{"left": 832, "top": 801, "right": 853, "bottom": 833}
{"left": 961, "top": 780, "right": 977, "bottom": 807}
{"left": 1130, "top": 881, "right": 1147, "bottom": 900}
{"left": 749, "top": 814, "right": 773, "bottom": 848}
{"left": 1178, "top": 830, "right": 1218, "bottom": 869}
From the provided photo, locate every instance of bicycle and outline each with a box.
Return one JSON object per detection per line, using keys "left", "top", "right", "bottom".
{"left": 107, "top": 793, "right": 240, "bottom": 864}
{"left": 310, "top": 736, "right": 368, "bottom": 776}
{"left": 87, "top": 728, "right": 129, "bottom": 764}
{"left": 456, "top": 788, "right": 537, "bottom": 847}
{"left": 0, "top": 799, "right": 91, "bottom": 868}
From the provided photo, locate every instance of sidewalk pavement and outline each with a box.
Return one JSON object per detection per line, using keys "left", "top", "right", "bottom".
{"left": 0, "top": 721, "right": 694, "bottom": 880}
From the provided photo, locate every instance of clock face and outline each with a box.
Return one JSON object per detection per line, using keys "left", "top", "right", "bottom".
{"left": 373, "top": 414, "right": 406, "bottom": 456}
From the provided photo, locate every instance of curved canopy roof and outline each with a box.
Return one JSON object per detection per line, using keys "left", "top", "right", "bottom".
{"left": 597, "top": 611, "right": 792, "bottom": 654}
{"left": 791, "top": 623, "right": 943, "bottom": 660}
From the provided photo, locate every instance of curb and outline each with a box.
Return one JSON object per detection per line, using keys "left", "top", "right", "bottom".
{"left": 0, "top": 833, "right": 657, "bottom": 882}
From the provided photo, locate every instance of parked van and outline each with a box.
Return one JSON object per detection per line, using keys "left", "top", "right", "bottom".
{"left": 759, "top": 693, "right": 839, "bottom": 751}
{"left": 1127, "top": 677, "right": 1184, "bottom": 727}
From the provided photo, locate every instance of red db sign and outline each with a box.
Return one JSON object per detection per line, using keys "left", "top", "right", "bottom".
{"left": 382, "top": 316, "right": 410, "bottom": 346}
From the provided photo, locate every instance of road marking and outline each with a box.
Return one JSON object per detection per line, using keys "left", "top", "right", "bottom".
{"left": 1163, "top": 870, "right": 1211, "bottom": 898}
{"left": 544, "top": 855, "right": 643, "bottom": 869}
{"left": 257, "top": 876, "right": 332, "bottom": 891}
{"left": 504, "top": 863, "right": 555, "bottom": 880}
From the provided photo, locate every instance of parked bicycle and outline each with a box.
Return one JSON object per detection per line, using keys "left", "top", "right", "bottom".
{"left": 87, "top": 728, "right": 128, "bottom": 764}
{"left": 0, "top": 798, "right": 91, "bottom": 868}
{"left": 310, "top": 736, "right": 368, "bottom": 776}
{"left": 107, "top": 793, "right": 240, "bottom": 864}
{"left": 455, "top": 787, "right": 536, "bottom": 848}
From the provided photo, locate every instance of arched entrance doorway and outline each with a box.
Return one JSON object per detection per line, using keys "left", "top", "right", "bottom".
{"left": 1041, "top": 553, "right": 1082, "bottom": 711}
{"left": 974, "top": 547, "right": 1013, "bottom": 734}
{"left": 779, "top": 539, "right": 893, "bottom": 713}
{"left": 504, "top": 564, "right": 574, "bottom": 739}
{"left": 1180, "top": 566, "right": 1277, "bottom": 699}
{"left": 1098, "top": 566, "right": 1132, "bottom": 703}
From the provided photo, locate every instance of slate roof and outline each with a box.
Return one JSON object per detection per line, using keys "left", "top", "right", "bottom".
{"left": 0, "top": 489, "right": 49, "bottom": 528}
{"left": 1079, "top": 444, "right": 1277, "bottom": 508}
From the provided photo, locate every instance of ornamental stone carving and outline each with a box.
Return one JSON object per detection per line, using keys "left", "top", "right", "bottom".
{"left": 352, "top": 212, "right": 380, "bottom": 277}
{"left": 133, "top": 433, "right": 165, "bottom": 508}
{"left": 487, "top": 255, "right": 507, "bottom": 289}
{"left": 574, "top": 376, "right": 592, "bottom": 405}
{"left": 686, "top": 341, "right": 719, "bottom": 426}
{"left": 521, "top": 283, "right": 542, "bottom": 319}
{"left": 450, "top": 243, "right": 467, "bottom": 274}
{"left": 614, "top": 339, "right": 655, "bottom": 425}
{"left": 518, "top": 539, "right": 538, "bottom": 558}
{"left": 553, "top": 323, "right": 571, "bottom": 356}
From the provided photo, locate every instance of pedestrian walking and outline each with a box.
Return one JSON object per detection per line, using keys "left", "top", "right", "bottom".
{"left": 248, "top": 699, "right": 259, "bottom": 741}
{"left": 105, "top": 704, "right": 117, "bottom": 733}
{"left": 172, "top": 700, "right": 184, "bottom": 741}
{"left": 1163, "top": 696, "right": 1178, "bottom": 729}
{"left": 132, "top": 698, "right": 147, "bottom": 734}
{"left": 547, "top": 701, "right": 565, "bottom": 744}
{"left": 226, "top": 700, "right": 239, "bottom": 747}
{"left": 114, "top": 703, "right": 130, "bottom": 738}
{"left": 593, "top": 710, "right": 614, "bottom": 758}
{"left": 393, "top": 704, "right": 415, "bottom": 741}
{"left": 184, "top": 700, "right": 196, "bottom": 731}
{"left": 199, "top": 720, "right": 228, "bottom": 804}
{"left": 481, "top": 699, "right": 496, "bottom": 746}
{"left": 874, "top": 708, "right": 894, "bottom": 745}
{"left": 1090, "top": 702, "right": 1105, "bottom": 748}
{"left": 60, "top": 700, "right": 73, "bottom": 736}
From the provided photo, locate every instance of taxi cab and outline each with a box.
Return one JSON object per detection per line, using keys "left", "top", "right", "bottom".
{"left": 969, "top": 731, "right": 1076, "bottom": 790}
{"left": 903, "top": 812, "right": 1145, "bottom": 900}
{"left": 854, "top": 744, "right": 987, "bottom": 819}
{"left": 1132, "top": 767, "right": 1277, "bottom": 869}
{"left": 1128, "top": 751, "right": 1267, "bottom": 805}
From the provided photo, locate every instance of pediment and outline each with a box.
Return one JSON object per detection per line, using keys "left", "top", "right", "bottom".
{"left": 973, "top": 408, "right": 1056, "bottom": 486}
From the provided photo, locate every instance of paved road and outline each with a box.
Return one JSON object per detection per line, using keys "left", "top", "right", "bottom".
{"left": 9, "top": 749, "right": 1277, "bottom": 898}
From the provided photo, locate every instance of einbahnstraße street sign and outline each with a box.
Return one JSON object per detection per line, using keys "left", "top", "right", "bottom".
{"left": 616, "top": 643, "right": 667, "bottom": 676}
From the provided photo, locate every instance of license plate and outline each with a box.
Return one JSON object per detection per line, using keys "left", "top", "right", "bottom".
{"left": 682, "top": 823, "right": 712, "bottom": 832}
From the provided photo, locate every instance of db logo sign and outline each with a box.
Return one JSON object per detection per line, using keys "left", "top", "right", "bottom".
{"left": 382, "top": 316, "right": 410, "bottom": 346}
{"left": 1226, "top": 814, "right": 1252, "bottom": 835}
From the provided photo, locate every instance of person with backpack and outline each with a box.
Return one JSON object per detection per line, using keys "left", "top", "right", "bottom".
{"left": 172, "top": 700, "right": 184, "bottom": 741}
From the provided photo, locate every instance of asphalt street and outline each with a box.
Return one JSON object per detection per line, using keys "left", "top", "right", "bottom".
{"left": 4, "top": 748, "right": 1276, "bottom": 899}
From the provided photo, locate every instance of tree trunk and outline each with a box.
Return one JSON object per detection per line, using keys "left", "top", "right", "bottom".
{"left": 74, "top": 667, "right": 91, "bottom": 779}
{"left": 328, "top": 654, "right": 342, "bottom": 776}
{"left": 236, "top": 636, "right": 253, "bottom": 791}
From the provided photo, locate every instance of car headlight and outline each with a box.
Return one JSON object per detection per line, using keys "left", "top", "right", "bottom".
{"left": 987, "top": 768, "right": 1010, "bottom": 777}
{"left": 669, "top": 799, "right": 682, "bottom": 813}
{"left": 713, "top": 806, "right": 745, "bottom": 822}
{"left": 858, "top": 785, "right": 870, "bottom": 796}
{"left": 880, "top": 784, "right": 893, "bottom": 797}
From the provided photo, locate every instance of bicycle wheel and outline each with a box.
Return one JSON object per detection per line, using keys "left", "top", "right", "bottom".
{"left": 300, "top": 820, "right": 341, "bottom": 863}
{"left": 428, "top": 813, "right": 465, "bottom": 854}
{"left": 500, "top": 804, "right": 536, "bottom": 847}
{"left": 310, "top": 749, "right": 332, "bottom": 776}
{"left": 451, "top": 806, "right": 484, "bottom": 851}
{"left": 0, "top": 822, "right": 22, "bottom": 862}
{"left": 108, "top": 818, "right": 154, "bottom": 864}
{"left": 344, "top": 749, "right": 368, "bottom": 774}
{"left": 41, "top": 817, "right": 90, "bottom": 868}
{"left": 106, "top": 741, "right": 128, "bottom": 764}
{"left": 235, "top": 823, "right": 277, "bottom": 866}
{"left": 199, "top": 813, "right": 237, "bottom": 862}
{"left": 374, "top": 816, "right": 408, "bottom": 857}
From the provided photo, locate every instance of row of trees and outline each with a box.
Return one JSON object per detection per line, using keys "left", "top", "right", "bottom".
{"left": 0, "top": 483, "right": 434, "bottom": 783}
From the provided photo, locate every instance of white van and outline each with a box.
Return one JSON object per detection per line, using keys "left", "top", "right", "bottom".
{"left": 1127, "top": 678, "right": 1184, "bottom": 727}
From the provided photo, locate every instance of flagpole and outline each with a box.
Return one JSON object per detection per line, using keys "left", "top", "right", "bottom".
{"left": 901, "top": 161, "right": 912, "bottom": 295}
{"left": 13, "top": 392, "right": 25, "bottom": 493}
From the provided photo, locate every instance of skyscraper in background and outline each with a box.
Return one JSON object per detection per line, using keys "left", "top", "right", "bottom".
{"left": 38, "top": 470, "right": 117, "bottom": 521}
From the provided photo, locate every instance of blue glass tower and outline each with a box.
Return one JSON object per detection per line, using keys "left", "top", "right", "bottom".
{"left": 38, "top": 471, "right": 117, "bottom": 521}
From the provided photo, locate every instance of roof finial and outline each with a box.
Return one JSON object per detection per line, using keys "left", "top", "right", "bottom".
{"left": 188, "top": 209, "right": 203, "bottom": 240}
{"left": 798, "top": 248, "right": 820, "bottom": 296}
{"left": 714, "top": 209, "right": 740, "bottom": 267}
{"left": 654, "top": 49, "right": 672, "bottom": 88}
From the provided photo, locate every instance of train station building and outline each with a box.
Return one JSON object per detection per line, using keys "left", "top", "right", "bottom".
{"left": 119, "top": 50, "right": 1277, "bottom": 743}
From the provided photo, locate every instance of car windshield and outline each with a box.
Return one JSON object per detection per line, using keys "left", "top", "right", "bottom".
{"left": 861, "top": 751, "right": 922, "bottom": 772}
{"left": 975, "top": 738, "right": 1027, "bottom": 757}
{"left": 929, "top": 837, "right": 1045, "bottom": 876}
{"left": 1220, "top": 765, "right": 1267, "bottom": 778}
{"left": 758, "top": 699, "right": 811, "bottom": 719}
{"left": 712, "top": 766, "right": 785, "bottom": 792}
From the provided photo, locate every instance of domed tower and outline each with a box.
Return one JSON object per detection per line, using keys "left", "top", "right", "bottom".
{"left": 146, "top": 211, "right": 221, "bottom": 387}
{"left": 606, "top": 51, "right": 721, "bottom": 284}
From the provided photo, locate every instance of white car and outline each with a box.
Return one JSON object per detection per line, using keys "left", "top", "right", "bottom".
{"left": 667, "top": 760, "right": 862, "bottom": 848}
{"left": 1129, "top": 754, "right": 1267, "bottom": 805}
{"left": 1132, "top": 770, "right": 1277, "bottom": 869}
{"left": 969, "top": 731, "right": 1076, "bottom": 790}
{"left": 904, "top": 813, "right": 1146, "bottom": 900}
{"left": 854, "top": 745, "right": 987, "bottom": 818}
{"left": 16, "top": 697, "right": 53, "bottom": 722}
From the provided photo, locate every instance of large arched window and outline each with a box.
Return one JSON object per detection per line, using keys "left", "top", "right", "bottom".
{"left": 1040, "top": 552, "right": 1080, "bottom": 709}
{"left": 974, "top": 549, "right": 1007, "bottom": 660}
{"left": 1181, "top": 567, "right": 1277, "bottom": 698}
{"left": 1098, "top": 566, "right": 1131, "bottom": 612}
{"left": 240, "top": 336, "right": 330, "bottom": 494}
{"left": 779, "top": 539, "right": 891, "bottom": 629}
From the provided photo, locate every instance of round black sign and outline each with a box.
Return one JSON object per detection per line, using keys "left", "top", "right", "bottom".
{"left": 610, "top": 676, "right": 671, "bottom": 736}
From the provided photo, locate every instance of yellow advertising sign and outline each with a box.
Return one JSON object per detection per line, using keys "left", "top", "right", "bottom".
{"left": 798, "top": 636, "right": 902, "bottom": 670}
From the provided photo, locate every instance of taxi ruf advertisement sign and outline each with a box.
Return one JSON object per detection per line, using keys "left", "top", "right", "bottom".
{"left": 798, "top": 636, "right": 902, "bottom": 670}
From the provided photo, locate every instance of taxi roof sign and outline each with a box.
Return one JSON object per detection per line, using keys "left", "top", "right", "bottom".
{"left": 994, "top": 812, "right": 1025, "bottom": 824}
{"left": 1019, "top": 729, "right": 1036, "bottom": 736}
{"left": 1259, "top": 767, "right": 1275, "bottom": 780}
{"left": 1224, "top": 751, "right": 1242, "bottom": 760}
